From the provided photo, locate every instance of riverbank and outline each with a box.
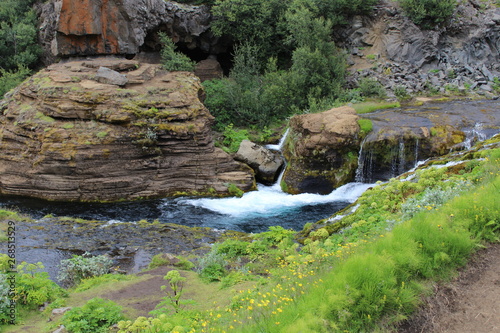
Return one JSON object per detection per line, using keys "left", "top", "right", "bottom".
{"left": 1, "top": 130, "right": 498, "bottom": 333}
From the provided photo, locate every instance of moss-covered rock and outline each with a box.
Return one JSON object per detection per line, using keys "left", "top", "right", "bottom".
{"left": 0, "top": 59, "right": 255, "bottom": 202}
{"left": 282, "top": 106, "right": 360, "bottom": 194}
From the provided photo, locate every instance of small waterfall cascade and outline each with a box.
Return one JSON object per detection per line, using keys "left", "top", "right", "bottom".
{"left": 390, "top": 138, "right": 407, "bottom": 178}
{"left": 355, "top": 137, "right": 374, "bottom": 183}
{"left": 462, "top": 123, "right": 487, "bottom": 150}
{"left": 265, "top": 128, "right": 290, "bottom": 151}
{"left": 398, "top": 139, "right": 406, "bottom": 175}
{"left": 414, "top": 138, "right": 420, "bottom": 168}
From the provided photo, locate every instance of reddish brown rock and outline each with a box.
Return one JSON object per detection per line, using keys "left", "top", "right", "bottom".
{"left": 0, "top": 58, "right": 255, "bottom": 202}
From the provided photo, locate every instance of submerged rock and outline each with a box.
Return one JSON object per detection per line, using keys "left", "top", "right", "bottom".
{"left": 0, "top": 58, "right": 255, "bottom": 201}
{"left": 235, "top": 140, "right": 285, "bottom": 185}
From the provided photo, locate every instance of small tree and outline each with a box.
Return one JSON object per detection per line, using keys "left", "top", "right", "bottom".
{"left": 158, "top": 32, "right": 195, "bottom": 72}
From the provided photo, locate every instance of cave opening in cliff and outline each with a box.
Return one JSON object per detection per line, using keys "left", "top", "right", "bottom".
{"left": 139, "top": 30, "right": 234, "bottom": 76}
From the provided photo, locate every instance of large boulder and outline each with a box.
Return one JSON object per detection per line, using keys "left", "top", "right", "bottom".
{"left": 282, "top": 106, "right": 360, "bottom": 194}
{"left": 0, "top": 58, "right": 255, "bottom": 202}
{"left": 235, "top": 140, "right": 285, "bottom": 185}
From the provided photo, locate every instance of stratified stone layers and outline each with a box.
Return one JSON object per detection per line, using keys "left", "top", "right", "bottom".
{"left": 0, "top": 59, "right": 255, "bottom": 201}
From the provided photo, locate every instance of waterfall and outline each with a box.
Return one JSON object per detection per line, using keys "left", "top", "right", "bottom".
{"left": 355, "top": 137, "right": 374, "bottom": 183}
{"left": 398, "top": 139, "right": 406, "bottom": 175}
{"left": 414, "top": 138, "right": 420, "bottom": 168}
{"left": 265, "top": 128, "right": 290, "bottom": 151}
{"left": 462, "top": 123, "right": 487, "bottom": 150}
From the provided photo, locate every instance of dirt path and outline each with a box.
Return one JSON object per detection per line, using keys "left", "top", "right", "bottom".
{"left": 399, "top": 243, "right": 500, "bottom": 333}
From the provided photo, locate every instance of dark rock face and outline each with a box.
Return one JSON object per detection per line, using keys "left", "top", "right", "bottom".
{"left": 37, "top": 0, "right": 229, "bottom": 61}
{"left": 338, "top": 0, "right": 500, "bottom": 97}
{"left": 0, "top": 58, "right": 255, "bottom": 202}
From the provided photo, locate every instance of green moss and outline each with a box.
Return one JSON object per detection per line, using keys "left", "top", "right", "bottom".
{"left": 35, "top": 111, "right": 55, "bottom": 123}
{"left": 96, "top": 131, "right": 108, "bottom": 138}
{"left": 358, "top": 118, "right": 373, "bottom": 136}
{"left": 353, "top": 101, "right": 400, "bottom": 114}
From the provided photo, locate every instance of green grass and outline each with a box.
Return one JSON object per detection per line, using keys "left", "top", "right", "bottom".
{"left": 353, "top": 101, "right": 400, "bottom": 114}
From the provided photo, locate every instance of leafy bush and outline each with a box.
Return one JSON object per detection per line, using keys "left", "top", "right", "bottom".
{"left": 0, "top": 65, "right": 30, "bottom": 98}
{"left": 401, "top": 181, "right": 470, "bottom": 220}
{"left": 62, "top": 298, "right": 125, "bottom": 333}
{"left": 197, "top": 245, "right": 227, "bottom": 282}
{"left": 15, "top": 262, "right": 66, "bottom": 310}
{"left": 253, "top": 226, "right": 296, "bottom": 246}
{"left": 0, "top": 0, "right": 41, "bottom": 71}
{"left": 57, "top": 253, "right": 113, "bottom": 287}
{"left": 158, "top": 32, "right": 195, "bottom": 72}
{"left": 400, "top": 0, "right": 457, "bottom": 29}
{"left": 0, "top": 273, "right": 11, "bottom": 324}
{"left": 358, "top": 78, "right": 386, "bottom": 98}
{"left": 217, "top": 239, "right": 250, "bottom": 258}
{"left": 220, "top": 124, "right": 249, "bottom": 153}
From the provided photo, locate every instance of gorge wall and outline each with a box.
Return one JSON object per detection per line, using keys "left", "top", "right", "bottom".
{"left": 37, "top": 0, "right": 230, "bottom": 64}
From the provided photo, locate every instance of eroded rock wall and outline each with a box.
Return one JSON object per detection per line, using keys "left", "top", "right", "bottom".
{"left": 0, "top": 58, "right": 255, "bottom": 201}
{"left": 37, "top": 0, "right": 226, "bottom": 62}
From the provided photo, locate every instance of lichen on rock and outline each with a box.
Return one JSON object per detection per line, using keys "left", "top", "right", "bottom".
{"left": 0, "top": 58, "right": 255, "bottom": 202}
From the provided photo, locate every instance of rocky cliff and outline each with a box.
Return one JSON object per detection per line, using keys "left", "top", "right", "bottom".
{"left": 0, "top": 58, "right": 255, "bottom": 201}
{"left": 37, "top": 0, "right": 229, "bottom": 64}
{"left": 340, "top": 0, "right": 500, "bottom": 96}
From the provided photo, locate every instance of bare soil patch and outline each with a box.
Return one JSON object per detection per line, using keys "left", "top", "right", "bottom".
{"left": 398, "top": 243, "right": 500, "bottom": 333}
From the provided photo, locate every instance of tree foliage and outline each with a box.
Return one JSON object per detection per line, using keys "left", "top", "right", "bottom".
{"left": 0, "top": 0, "right": 40, "bottom": 98}
{"left": 399, "top": 0, "right": 457, "bottom": 29}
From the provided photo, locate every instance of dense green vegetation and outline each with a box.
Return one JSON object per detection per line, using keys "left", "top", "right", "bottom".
{"left": 203, "top": 0, "right": 387, "bottom": 130}
{"left": 400, "top": 0, "right": 457, "bottom": 29}
{"left": 0, "top": 0, "right": 40, "bottom": 98}
{"left": 1, "top": 136, "right": 499, "bottom": 333}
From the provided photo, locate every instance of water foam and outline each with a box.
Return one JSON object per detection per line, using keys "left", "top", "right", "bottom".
{"left": 181, "top": 182, "right": 374, "bottom": 217}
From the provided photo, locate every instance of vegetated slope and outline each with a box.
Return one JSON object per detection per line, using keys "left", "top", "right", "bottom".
{"left": 399, "top": 243, "right": 500, "bottom": 333}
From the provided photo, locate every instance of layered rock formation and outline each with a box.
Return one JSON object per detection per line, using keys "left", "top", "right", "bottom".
{"left": 282, "top": 106, "right": 360, "bottom": 194}
{"left": 37, "top": 0, "right": 229, "bottom": 63}
{"left": 0, "top": 58, "right": 255, "bottom": 201}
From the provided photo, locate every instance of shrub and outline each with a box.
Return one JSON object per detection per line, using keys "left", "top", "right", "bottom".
{"left": 0, "top": 65, "right": 30, "bottom": 98}
{"left": 197, "top": 246, "right": 227, "bottom": 282}
{"left": 217, "top": 239, "right": 250, "bottom": 258}
{"left": 399, "top": 0, "right": 457, "bottom": 29}
{"left": 358, "top": 77, "right": 386, "bottom": 98}
{"left": 62, "top": 298, "right": 125, "bottom": 333}
{"left": 0, "top": 274, "right": 10, "bottom": 324}
{"left": 57, "top": 252, "right": 113, "bottom": 287}
{"left": 158, "top": 32, "right": 195, "bottom": 72}
{"left": 15, "top": 262, "right": 66, "bottom": 310}
{"left": 221, "top": 124, "right": 249, "bottom": 153}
